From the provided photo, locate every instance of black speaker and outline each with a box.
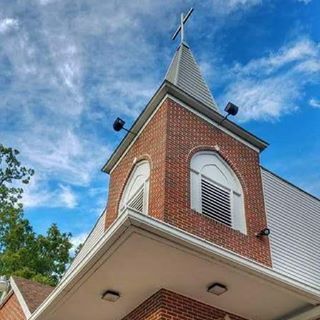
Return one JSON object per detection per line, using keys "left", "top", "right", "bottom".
{"left": 224, "top": 102, "right": 239, "bottom": 116}
{"left": 113, "top": 117, "right": 125, "bottom": 132}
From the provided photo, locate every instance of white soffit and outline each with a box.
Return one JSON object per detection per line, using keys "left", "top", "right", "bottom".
{"left": 31, "top": 211, "right": 320, "bottom": 320}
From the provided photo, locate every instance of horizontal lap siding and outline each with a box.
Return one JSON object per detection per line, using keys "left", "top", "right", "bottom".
{"left": 262, "top": 168, "right": 320, "bottom": 289}
{"left": 63, "top": 212, "right": 106, "bottom": 279}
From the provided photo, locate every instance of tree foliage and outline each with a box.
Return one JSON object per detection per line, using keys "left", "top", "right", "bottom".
{"left": 0, "top": 144, "right": 72, "bottom": 286}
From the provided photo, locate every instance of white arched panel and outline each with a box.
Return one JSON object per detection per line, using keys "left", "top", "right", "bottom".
{"left": 119, "top": 161, "right": 150, "bottom": 215}
{"left": 190, "top": 151, "right": 246, "bottom": 234}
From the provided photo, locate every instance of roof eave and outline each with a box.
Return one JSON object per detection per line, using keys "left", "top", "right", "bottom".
{"left": 10, "top": 277, "right": 32, "bottom": 319}
{"left": 29, "top": 210, "right": 320, "bottom": 320}
{"left": 102, "top": 81, "right": 269, "bottom": 174}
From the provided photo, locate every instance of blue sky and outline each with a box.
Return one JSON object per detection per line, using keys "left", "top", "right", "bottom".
{"left": 1, "top": 0, "right": 319, "bottom": 248}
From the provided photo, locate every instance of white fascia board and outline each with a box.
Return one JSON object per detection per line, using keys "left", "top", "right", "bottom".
{"left": 30, "top": 211, "right": 320, "bottom": 320}
{"left": 29, "top": 212, "right": 132, "bottom": 320}
{"left": 286, "top": 305, "right": 320, "bottom": 320}
{"left": 10, "top": 277, "right": 32, "bottom": 319}
{"left": 103, "top": 81, "right": 268, "bottom": 174}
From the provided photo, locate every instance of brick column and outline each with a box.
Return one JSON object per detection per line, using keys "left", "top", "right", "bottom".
{"left": 122, "top": 289, "right": 247, "bottom": 320}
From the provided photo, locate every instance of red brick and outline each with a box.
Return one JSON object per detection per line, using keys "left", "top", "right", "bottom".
{"left": 0, "top": 293, "right": 26, "bottom": 320}
{"left": 122, "top": 289, "right": 247, "bottom": 320}
{"left": 105, "top": 97, "right": 272, "bottom": 266}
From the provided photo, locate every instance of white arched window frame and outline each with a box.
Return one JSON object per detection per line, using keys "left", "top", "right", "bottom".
{"left": 190, "top": 151, "right": 246, "bottom": 234}
{"left": 119, "top": 161, "right": 150, "bottom": 215}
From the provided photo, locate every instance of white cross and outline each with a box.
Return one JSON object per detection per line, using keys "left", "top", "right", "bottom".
{"left": 172, "top": 8, "right": 194, "bottom": 43}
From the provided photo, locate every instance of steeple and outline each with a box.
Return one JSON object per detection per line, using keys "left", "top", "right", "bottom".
{"left": 165, "top": 9, "right": 219, "bottom": 111}
{"left": 165, "top": 43, "right": 218, "bottom": 111}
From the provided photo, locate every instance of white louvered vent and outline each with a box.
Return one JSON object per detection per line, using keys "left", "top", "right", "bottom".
{"left": 127, "top": 187, "right": 144, "bottom": 213}
{"left": 201, "top": 179, "right": 232, "bottom": 226}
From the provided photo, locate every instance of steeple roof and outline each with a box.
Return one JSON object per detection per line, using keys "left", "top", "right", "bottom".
{"left": 165, "top": 42, "right": 219, "bottom": 111}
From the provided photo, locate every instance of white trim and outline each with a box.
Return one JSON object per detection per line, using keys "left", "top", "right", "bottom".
{"left": 104, "top": 82, "right": 268, "bottom": 173}
{"left": 119, "top": 160, "right": 150, "bottom": 215}
{"left": 10, "top": 277, "right": 32, "bottom": 319}
{"left": 286, "top": 305, "right": 320, "bottom": 320}
{"left": 110, "top": 93, "right": 259, "bottom": 175}
{"left": 29, "top": 210, "right": 320, "bottom": 320}
{"left": 190, "top": 151, "right": 246, "bottom": 234}
{"left": 110, "top": 95, "right": 168, "bottom": 174}
{"left": 0, "top": 289, "right": 13, "bottom": 309}
{"left": 126, "top": 211, "right": 320, "bottom": 300}
{"left": 29, "top": 212, "right": 132, "bottom": 319}
{"left": 167, "top": 94, "right": 260, "bottom": 153}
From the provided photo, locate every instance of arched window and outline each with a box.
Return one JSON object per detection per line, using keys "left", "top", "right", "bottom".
{"left": 190, "top": 151, "right": 246, "bottom": 234}
{"left": 119, "top": 160, "right": 150, "bottom": 215}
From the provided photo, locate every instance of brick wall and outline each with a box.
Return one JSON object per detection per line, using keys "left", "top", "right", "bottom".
{"left": 122, "top": 289, "right": 247, "bottom": 320}
{"left": 105, "top": 99, "right": 168, "bottom": 229}
{"left": 0, "top": 292, "right": 26, "bottom": 320}
{"left": 104, "top": 97, "right": 271, "bottom": 266}
{"left": 163, "top": 99, "right": 271, "bottom": 266}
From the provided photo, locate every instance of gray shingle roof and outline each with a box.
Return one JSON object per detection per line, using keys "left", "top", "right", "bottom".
{"left": 165, "top": 42, "right": 219, "bottom": 111}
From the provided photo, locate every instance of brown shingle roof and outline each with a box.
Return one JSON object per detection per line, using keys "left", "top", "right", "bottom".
{"left": 12, "top": 276, "right": 54, "bottom": 313}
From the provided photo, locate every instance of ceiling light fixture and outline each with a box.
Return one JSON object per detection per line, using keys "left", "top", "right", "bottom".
{"left": 101, "top": 290, "right": 120, "bottom": 302}
{"left": 207, "top": 283, "right": 228, "bottom": 296}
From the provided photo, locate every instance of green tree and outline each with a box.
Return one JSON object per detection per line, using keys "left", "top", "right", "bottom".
{"left": 0, "top": 144, "right": 72, "bottom": 286}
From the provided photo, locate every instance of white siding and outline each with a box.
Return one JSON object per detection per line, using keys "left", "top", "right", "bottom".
{"left": 62, "top": 212, "right": 106, "bottom": 279}
{"left": 261, "top": 168, "right": 320, "bottom": 290}
{"left": 165, "top": 43, "right": 218, "bottom": 111}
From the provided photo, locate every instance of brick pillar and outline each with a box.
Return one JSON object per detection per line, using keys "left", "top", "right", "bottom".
{"left": 122, "top": 289, "right": 247, "bottom": 320}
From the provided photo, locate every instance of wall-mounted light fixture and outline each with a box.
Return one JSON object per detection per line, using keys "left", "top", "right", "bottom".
{"left": 101, "top": 290, "right": 120, "bottom": 302}
{"left": 207, "top": 283, "right": 228, "bottom": 296}
{"left": 256, "top": 227, "right": 270, "bottom": 238}
{"left": 113, "top": 117, "right": 136, "bottom": 135}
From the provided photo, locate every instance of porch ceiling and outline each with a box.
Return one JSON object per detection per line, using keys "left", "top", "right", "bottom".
{"left": 32, "top": 212, "right": 320, "bottom": 320}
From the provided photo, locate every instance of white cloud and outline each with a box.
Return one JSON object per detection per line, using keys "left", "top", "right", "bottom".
{"left": 297, "top": 0, "right": 312, "bottom": 4}
{"left": 59, "top": 184, "right": 77, "bottom": 208}
{"left": 309, "top": 98, "right": 320, "bottom": 108}
{"left": 233, "top": 39, "right": 319, "bottom": 76}
{"left": 221, "top": 38, "right": 320, "bottom": 121}
{"left": 210, "top": 0, "right": 262, "bottom": 15}
{"left": 23, "top": 176, "right": 78, "bottom": 209}
{"left": 18, "top": 128, "right": 107, "bottom": 186}
{"left": 70, "top": 232, "right": 88, "bottom": 254}
{"left": 225, "top": 77, "right": 299, "bottom": 121}
{"left": 71, "top": 232, "right": 88, "bottom": 247}
{"left": 0, "top": 0, "right": 296, "bottom": 213}
{"left": 0, "top": 18, "right": 19, "bottom": 33}
{"left": 38, "top": 0, "right": 57, "bottom": 5}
